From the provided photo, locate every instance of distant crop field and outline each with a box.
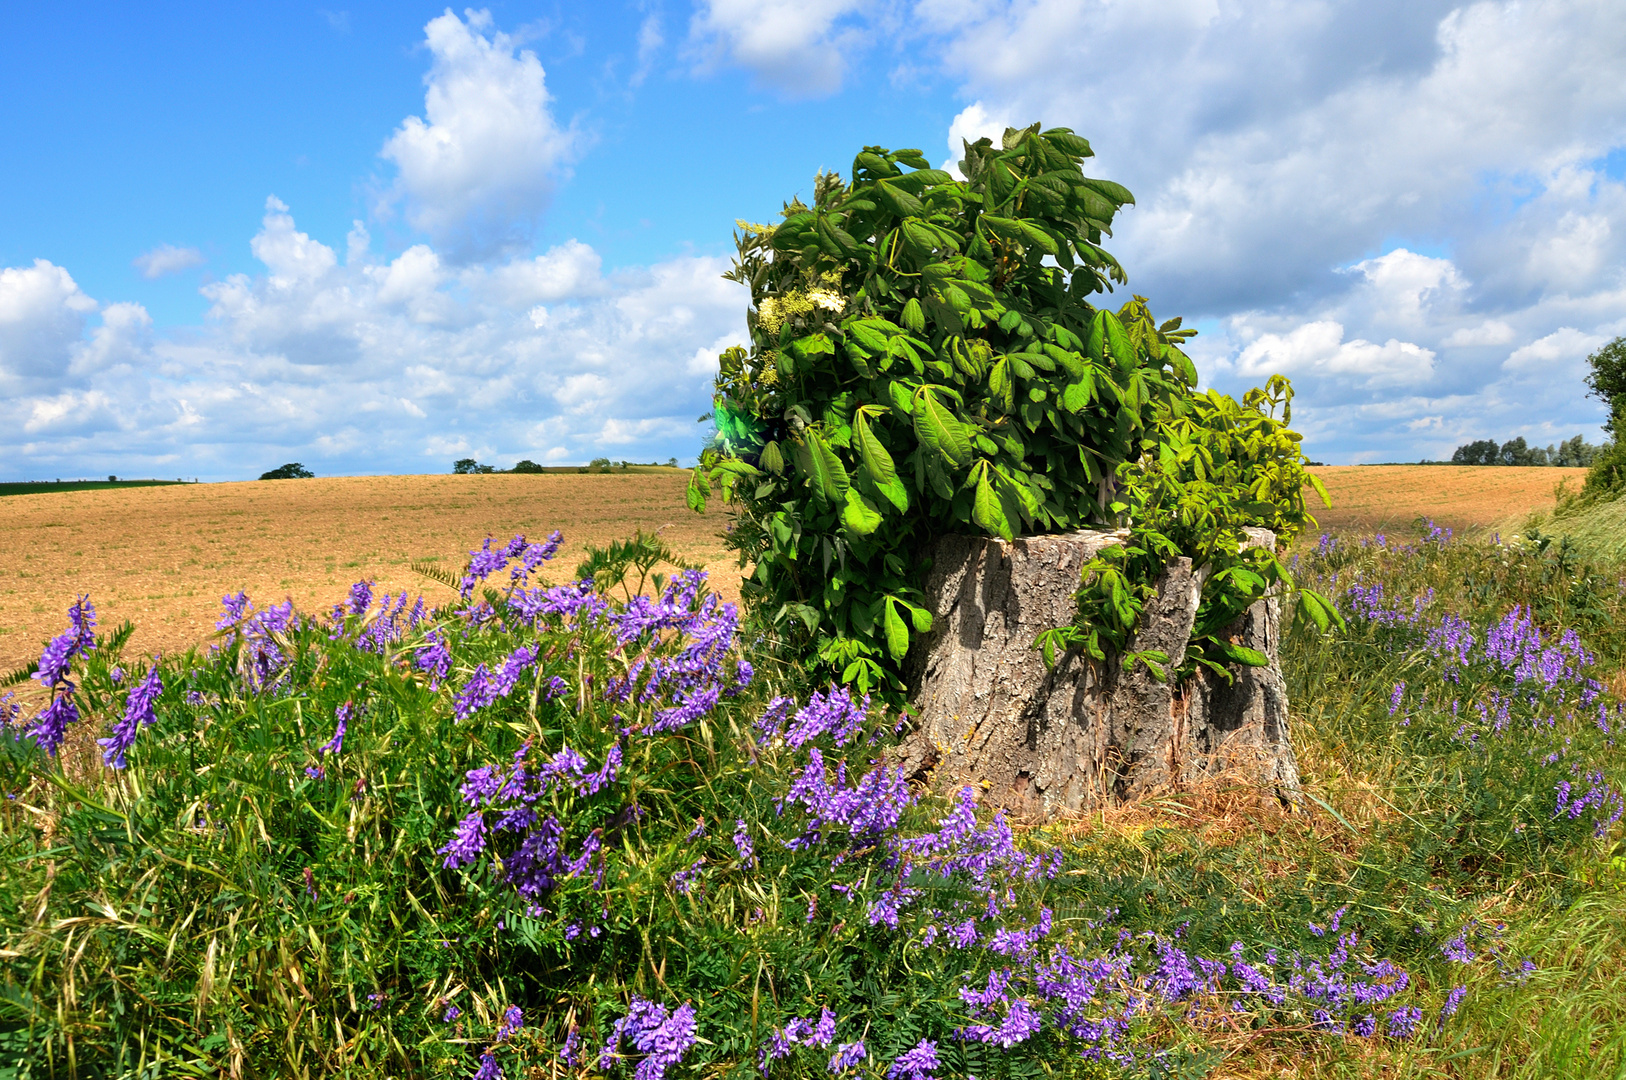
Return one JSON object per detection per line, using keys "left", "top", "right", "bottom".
{"left": 0, "top": 464, "right": 1584, "bottom": 674}
{"left": 1306, "top": 464, "right": 1584, "bottom": 537}
{"left": 0, "top": 480, "right": 190, "bottom": 497}
{"left": 0, "top": 471, "right": 730, "bottom": 677}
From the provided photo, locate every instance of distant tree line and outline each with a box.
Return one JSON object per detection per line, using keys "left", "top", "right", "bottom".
{"left": 1450, "top": 435, "right": 1606, "bottom": 467}
{"left": 453, "top": 457, "right": 682, "bottom": 475}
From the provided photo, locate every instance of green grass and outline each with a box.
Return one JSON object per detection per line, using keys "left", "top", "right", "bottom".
{"left": 0, "top": 480, "right": 192, "bottom": 498}
{"left": 2, "top": 527, "right": 1625, "bottom": 1079}
{"left": 1540, "top": 490, "right": 1626, "bottom": 563}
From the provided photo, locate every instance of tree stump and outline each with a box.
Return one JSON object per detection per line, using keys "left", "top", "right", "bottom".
{"left": 897, "top": 528, "right": 1299, "bottom": 818}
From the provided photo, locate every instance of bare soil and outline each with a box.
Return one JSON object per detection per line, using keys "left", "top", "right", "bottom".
{"left": 0, "top": 472, "right": 733, "bottom": 677}
{"left": 1305, "top": 465, "right": 1583, "bottom": 538}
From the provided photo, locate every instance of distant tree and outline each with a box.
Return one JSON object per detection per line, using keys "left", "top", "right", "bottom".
{"left": 512, "top": 459, "right": 545, "bottom": 473}
{"left": 1450, "top": 439, "right": 1500, "bottom": 465}
{"left": 259, "top": 463, "right": 314, "bottom": 480}
{"left": 1584, "top": 336, "right": 1626, "bottom": 437}
{"left": 1498, "top": 437, "right": 1543, "bottom": 466}
{"left": 667, "top": 457, "right": 679, "bottom": 468}
{"left": 108, "top": 475, "right": 117, "bottom": 483}
{"left": 453, "top": 458, "right": 480, "bottom": 474}
{"left": 1555, "top": 434, "right": 1604, "bottom": 467}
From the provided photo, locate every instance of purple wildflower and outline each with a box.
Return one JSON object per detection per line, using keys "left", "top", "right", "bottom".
{"left": 496, "top": 1005, "right": 524, "bottom": 1041}
{"left": 97, "top": 666, "right": 163, "bottom": 769}
{"left": 1439, "top": 985, "right": 1466, "bottom": 1024}
{"left": 473, "top": 1051, "right": 503, "bottom": 1080}
{"left": 600, "top": 997, "right": 698, "bottom": 1080}
{"left": 560, "top": 1027, "right": 582, "bottom": 1065}
{"left": 416, "top": 630, "right": 453, "bottom": 689}
{"left": 886, "top": 1039, "right": 938, "bottom": 1080}
{"left": 319, "top": 703, "right": 350, "bottom": 756}
{"left": 440, "top": 813, "right": 487, "bottom": 868}
{"left": 444, "top": 1004, "right": 462, "bottom": 1022}
{"left": 1440, "top": 931, "right": 1475, "bottom": 964}
{"left": 734, "top": 819, "right": 756, "bottom": 866}
{"left": 1386, "top": 1006, "right": 1422, "bottom": 1038}
{"left": 828, "top": 1042, "right": 865, "bottom": 1073}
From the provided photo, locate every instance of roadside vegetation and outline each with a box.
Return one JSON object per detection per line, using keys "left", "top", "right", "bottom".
{"left": 3, "top": 130, "right": 1623, "bottom": 1080}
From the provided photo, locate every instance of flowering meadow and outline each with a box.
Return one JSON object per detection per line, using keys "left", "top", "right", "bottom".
{"left": 2, "top": 524, "right": 1624, "bottom": 1078}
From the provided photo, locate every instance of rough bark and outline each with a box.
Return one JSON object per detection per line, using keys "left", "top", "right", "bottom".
{"left": 897, "top": 527, "right": 1299, "bottom": 818}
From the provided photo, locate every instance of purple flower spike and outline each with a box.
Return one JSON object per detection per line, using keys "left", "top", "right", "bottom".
{"left": 472, "top": 1051, "right": 504, "bottom": 1080}
{"left": 98, "top": 666, "right": 163, "bottom": 769}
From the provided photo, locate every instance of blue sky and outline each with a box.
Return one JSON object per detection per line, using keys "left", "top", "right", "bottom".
{"left": 3, "top": 1, "right": 1624, "bottom": 479}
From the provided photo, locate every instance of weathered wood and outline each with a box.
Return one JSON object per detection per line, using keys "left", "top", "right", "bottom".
{"left": 898, "top": 528, "right": 1299, "bottom": 817}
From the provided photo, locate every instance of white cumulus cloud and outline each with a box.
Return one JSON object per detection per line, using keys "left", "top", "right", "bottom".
{"left": 381, "top": 8, "right": 582, "bottom": 261}
{"left": 688, "top": 0, "right": 871, "bottom": 97}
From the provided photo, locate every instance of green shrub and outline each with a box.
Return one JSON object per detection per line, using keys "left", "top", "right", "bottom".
{"left": 690, "top": 125, "right": 1327, "bottom": 695}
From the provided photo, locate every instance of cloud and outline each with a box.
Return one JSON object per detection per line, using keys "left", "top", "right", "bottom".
{"left": 0, "top": 260, "right": 99, "bottom": 385}
{"left": 0, "top": 199, "right": 748, "bottom": 479}
{"left": 380, "top": 9, "right": 582, "bottom": 261}
{"left": 688, "top": 0, "right": 870, "bottom": 97}
{"left": 632, "top": 11, "right": 664, "bottom": 87}
{"left": 133, "top": 244, "right": 207, "bottom": 279}
{"left": 1442, "top": 321, "right": 1516, "bottom": 348}
{"left": 907, "top": 0, "right": 1626, "bottom": 461}
{"left": 1236, "top": 320, "right": 1436, "bottom": 388}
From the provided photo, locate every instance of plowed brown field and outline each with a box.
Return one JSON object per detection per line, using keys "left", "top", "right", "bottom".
{"left": 0, "top": 471, "right": 732, "bottom": 677}
{"left": 0, "top": 464, "right": 1585, "bottom": 674}
{"left": 1304, "top": 465, "right": 1583, "bottom": 537}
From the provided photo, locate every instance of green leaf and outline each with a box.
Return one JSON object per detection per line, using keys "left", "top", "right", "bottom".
{"left": 901, "top": 298, "right": 925, "bottom": 332}
{"left": 759, "top": 440, "right": 785, "bottom": 475}
{"left": 791, "top": 333, "right": 834, "bottom": 360}
{"left": 1214, "top": 641, "right": 1270, "bottom": 667}
{"left": 1080, "top": 177, "right": 1135, "bottom": 205}
{"left": 972, "top": 467, "right": 1013, "bottom": 540}
{"left": 842, "top": 488, "right": 884, "bottom": 535}
{"left": 1307, "top": 472, "right": 1332, "bottom": 508}
{"left": 913, "top": 389, "right": 972, "bottom": 468}
{"left": 796, "top": 432, "right": 850, "bottom": 507}
{"left": 1102, "top": 312, "right": 1137, "bottom": 371}
{"left": 844, "top": 319, "right": 890, "bottom": 356}
{"left": 1016, "top": 220, "right": 1059, "bottom": 255}
{"left": 873, "top": 472, "right": 909, "bottom": 514}
{"left": 1062, "top": 376, "right": 1094, "bottom": 413}
{"left": 882, "top": 598, "right": 910, "bottom": 660}
{"left": 1043, "top": 130, "right": 1094, "bottom": 158}
{"left": 989, "top": 358, "right": 1016, "bottom": 412}
{"left": 685, "top": 467, "right": 709, "bottom": 513}
{"left": 874, "top": 181, "right": 926, "bottom": 217}
{"left": 854, "top": 411, "right": 897, "bottom": 487}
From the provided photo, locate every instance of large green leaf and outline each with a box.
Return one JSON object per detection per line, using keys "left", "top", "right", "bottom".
{"left": 913, "top": 389, "right": 972, "bottom": 468}
{"left": 854, "top": 410, "right": 897, "bottom": 487}
{"left": 873, "top": 181, "right": 925, "bottom": 217}
{"left": 795, "top": 432, "right": 850, "bottom": 507}
{"left": 972, "top": 466, "right": 1013, "bottom": 540}
{"left": 841, "top": 488, "right": 884, "bottom": 535}
{"left": 882, "top": 598, "right": 909, "bottom": 660}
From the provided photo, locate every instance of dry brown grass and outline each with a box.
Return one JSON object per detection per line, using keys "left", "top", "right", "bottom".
{"left": 1307, "top": 465, "right": 1584, "bottom": 537}
{"left": 0, "top": 471, "right": 735, "bottom": 677}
